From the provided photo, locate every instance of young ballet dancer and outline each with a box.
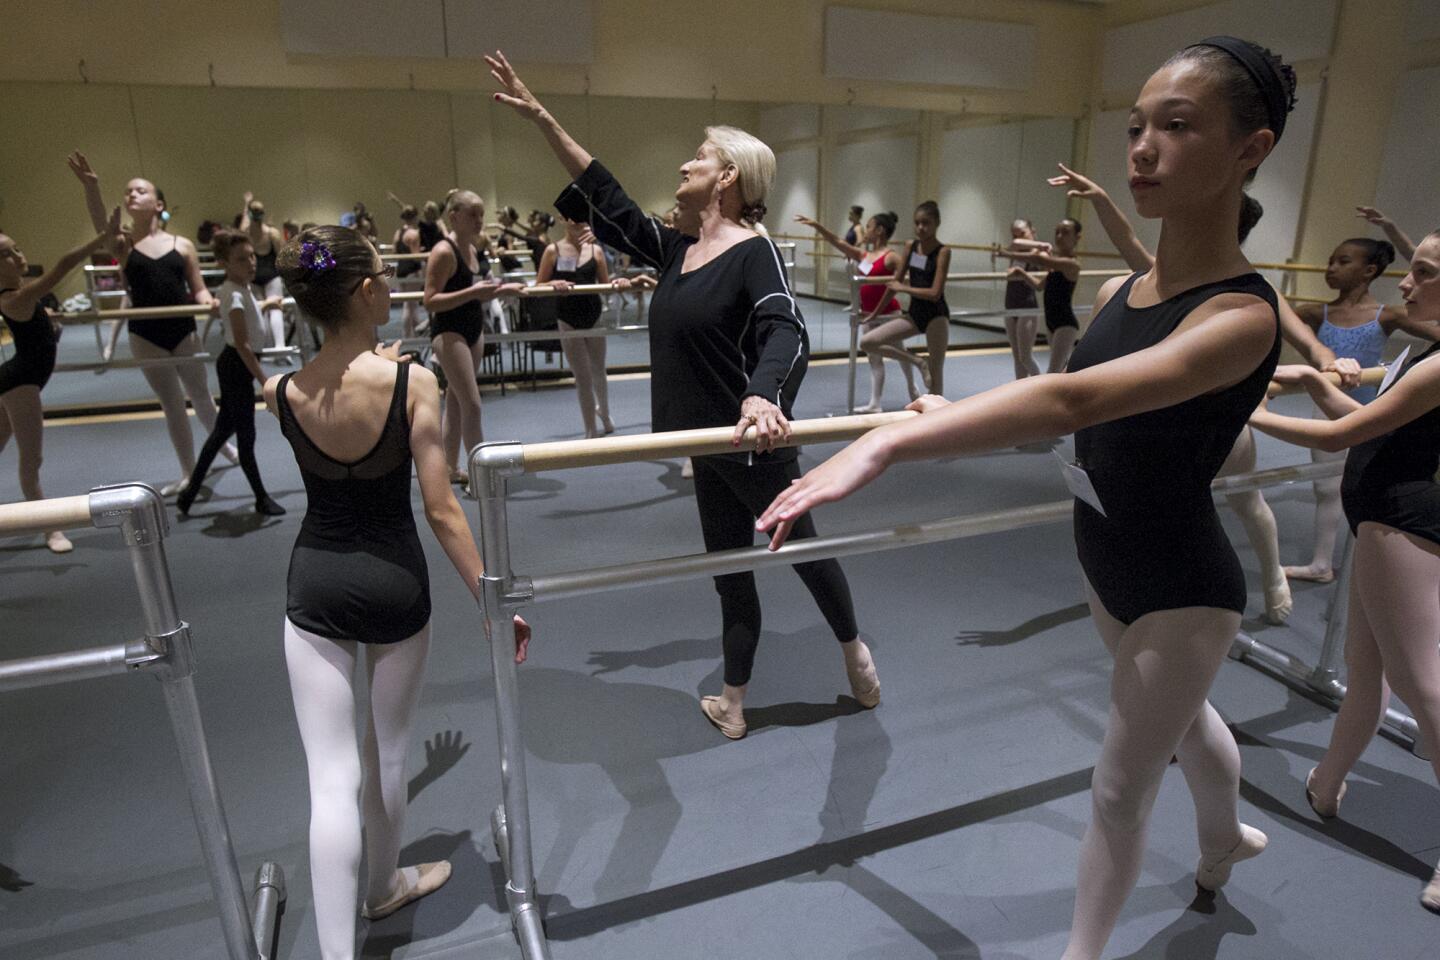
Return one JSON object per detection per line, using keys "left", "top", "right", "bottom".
{"left": 391, "top": 204, "right": 425, "bottom": 337}
{"left": 794, "top": 211, "right": 906, "bottom": 410}
{"left": 858, "top": 201, "right": 951, "bottom": 397}
{"left": 994, "top": 218, "right": 1046, "bottom": 379}
{"left": 67, "top": 151, "right": 236, "bottom": 496}
{"left": 267, "top": 226, "right": 532, "bottom": 959}
{"left": 999, "top": 217, "right": 1083, "bottom": 372}
{"left": 1048, "top": 161, "right": 1367, "bottom": 624}
{"left": 240, "top": 191, "right": 288, "bottom": 356}
{"left": 758, "top": 37, "right": 1295, "bottom": 957}
{"left": 843, "top": 205, "right": 864, "bottom": 247}
{"left": 489, "top": 49, "right": 879, "bottom": 740}
{"left": 1284, "top": 238, "right": 1435, "bottom": 582}
{"left": 1249, "top": 228, "right": 1440, "bottom": 914}
{"left": 423, "top": 189, "right": 524, "bottom": 483}
{"left": 0, "top": 208, "right": 122, "bottom": 553}
{"left": 535, "top": 216, "right": 632, "bottom": 438}
{"left": 175, "top": 231, "right": 285, "bottom": 517}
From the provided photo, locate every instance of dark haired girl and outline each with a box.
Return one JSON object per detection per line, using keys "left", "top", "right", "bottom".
{"left": 857, "top": 201, "right": 951, "bottom": 398}
{"left": 794, "top": 210, "right": 905, "bottom": 410}
{"left": 760, "top": 38, "right": 1298, "bottom": 956}
{"left": 999, "top": 217, "right": 1084, "bottom": 372}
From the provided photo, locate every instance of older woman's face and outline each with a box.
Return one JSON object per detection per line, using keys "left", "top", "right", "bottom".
{"left": 676, "top": 141, "right": 729, "bottom": 212}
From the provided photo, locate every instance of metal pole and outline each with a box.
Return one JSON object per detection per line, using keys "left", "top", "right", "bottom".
{"left": 0, "top": 639, "right": 165, "bottom": 692}
{"left": 88, "top": 484, "right": 266, "bottom": 960}
{"left": 846, "top": 268, "right": 860, "bottom": 414}
{"left": 470, "top": 443, "right": 550, "bottom": 959}
{"left": 1311, "top": 526, "right": 1354, "bottom": 690}
{"left": 251, "top": 863, "right": 286, "bottom": 960}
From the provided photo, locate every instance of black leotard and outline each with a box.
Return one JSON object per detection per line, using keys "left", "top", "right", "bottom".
{"left": 1342, "top": 340, "right": 1440, "bottom": 546}
{"left": 278, "top": 365, "right": 431, "bottom": 644}
{"left": 0, "top": 290, "right": 58, "bottom": 394}
{"left": 395, "top": 233, "right": 422, "bottom": 277}
{"left": 124, "top": 241, "right": 197, "bottom": 351}
{"left": 429, "top": 236, "right": 490, "bottom": 346}
{"left": 253, "top": 243, "right": 279, "bottom": 286}
{"left": 906, "top": 245, "right": 948, "bottom": 332}
{"left": 1043, "top": 269, "right": 1078, "bottom": 332}
{"left": 1067, "top": 272, "right": 1280, "bottom": 625}
{"left": 1005, "top": 259, "right": 1038, "bottom": 311}
{"left": 554, "top": 252, "right": 602, "bottom": 330}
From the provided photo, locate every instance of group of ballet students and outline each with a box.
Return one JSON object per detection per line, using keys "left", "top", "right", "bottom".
{"left": 3, "top": 35, "right": 1439, "bottom": 960}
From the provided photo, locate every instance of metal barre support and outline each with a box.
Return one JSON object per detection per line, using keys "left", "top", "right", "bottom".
{"left": 469, "top": 442, "right": 550, "bottom": 959}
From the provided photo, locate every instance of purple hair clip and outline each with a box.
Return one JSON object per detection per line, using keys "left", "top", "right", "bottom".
{"left": 299, "top": 241, "right": 337, "bottom": 272}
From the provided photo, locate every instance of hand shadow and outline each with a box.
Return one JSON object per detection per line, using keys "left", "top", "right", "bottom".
{"left": 956, "top": 603, "right": 1090, "bottom": 648}
{"left": 407, "top": 730, "right": 471, "bottom": 803}
{"left": 587, "top": 636, "right": 715, "bottom": 676}
{"left": 0, "top": 861, "right": 34, "bottom": 892}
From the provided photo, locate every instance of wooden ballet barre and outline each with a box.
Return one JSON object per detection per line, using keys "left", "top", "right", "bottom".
{"left": 848, "top": 269, "right": 1130, "bottom": 284}
{"left": 0, "top": 494, "right": 94, "bottom": 537}
{"left": 1268, "top": 365, "right": 1384, "bottom": 398}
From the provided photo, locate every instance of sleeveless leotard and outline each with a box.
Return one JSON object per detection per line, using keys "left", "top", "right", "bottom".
{"left": 554, "top": 248, "right": 602, "bottom": 330}
{"left": 1318, "top": 303, "right": 1387, "bottom": 404}
{"left": 278, "top": 365, "right": 431, "bottom": 643}
{"left": 1067, "top": 272, "right": 1280, "bottom": 625}
{"left": 0, "top": 290, "right": 58, "bottom": 394}
{"left": 429, "top": 236, "right": 490, "bottom": 346}
{"left": 253, "top": 241, "right": 279, "bottom": 286}
{"left": 1043, "top": 269, "right": 1079, "bottom": 333}
{"left": 1005, "top": 258, "right": 1039, "bottom": 311}
{"left": 124, "top": 241, "right": 197, "bottom": 351}
{"left": 858, "top": 254, "right": 902, "bottom": 315}
{"left": 906, "top": 245, "right": 948, "bottom": 332}
{"left": 395, "top": 233, "right": 422, "bottom": 278}
{"left": 1342, "top": 340, "right": 1440, "bottom": 545}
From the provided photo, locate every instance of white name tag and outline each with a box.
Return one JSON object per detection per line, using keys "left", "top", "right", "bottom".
{"left": 1377, "top": 346, "right": 1410, "bottom": 396}
{"left": 908, "top": 251, "right": 928, "bottom": 271}
{"left": 556, "top": 255, "right": 578, "bottom": 273}
{"left": 1056, "top": 451, "right": 1107, "bottom": 516}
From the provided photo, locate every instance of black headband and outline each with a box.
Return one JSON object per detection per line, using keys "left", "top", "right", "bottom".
{"left": 1187, "top": 36, "right": 1289, "bottom": 144}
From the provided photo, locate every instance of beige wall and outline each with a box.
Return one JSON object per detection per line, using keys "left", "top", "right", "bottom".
{"left": 0, "top": 81, "right": 755, "bottom": 297}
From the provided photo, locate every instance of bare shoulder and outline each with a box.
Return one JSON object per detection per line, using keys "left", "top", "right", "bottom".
{"left": 1091, "top": 273, "right": 1131, "bottom": 315}
{"left": 407, "top": 361, "right": 439, "bottom": 392}
{"left": 173, "top": 234, "right": 198, "bottom": 257}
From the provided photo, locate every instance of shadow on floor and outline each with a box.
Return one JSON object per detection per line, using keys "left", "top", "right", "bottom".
{"left": 955, "top": 603, "right": 1091, "bottom": 648}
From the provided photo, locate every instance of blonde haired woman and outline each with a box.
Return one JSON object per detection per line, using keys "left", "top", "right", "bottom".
{"left": 489, "top": 51, "right": 880, "bottom": 739}
{"left": 422, "top": 188, "right": 524, "bottom": 482}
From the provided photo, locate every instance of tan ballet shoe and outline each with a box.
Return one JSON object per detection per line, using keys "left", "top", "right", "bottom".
{"left": 1263, "top": 580, "right": 1293, "bottom": 625}
{"left": 361, "top": 860, "right": 452, "bottom": 920}
{"left": 1421, "top": 865, "right": 1440, "bottom": 914}
{"left": 45, "top": 532, "right": 74, "bottom": 554}
{"left": 1283, "top": 564, "right": 1335, "bottom": 584}
{"left": 846, "top": 653, "right": 881, "bottom": 709}
{"left": 1196, "top": 824, "right": 1267, "bottom": 892}
{"left": 700, "top": 695, "right": 746, "bottom": 740}
{"left": 1305, "top": 767, "right": 1346, "bottom": 819}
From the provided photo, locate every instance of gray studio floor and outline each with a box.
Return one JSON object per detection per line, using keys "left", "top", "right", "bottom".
{"left": 2, "top": 326, "right": 1437, "bottom": 959}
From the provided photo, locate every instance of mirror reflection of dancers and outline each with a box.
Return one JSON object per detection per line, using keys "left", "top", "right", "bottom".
{"left": 760, "top": 37, "right": 1296, "bottom": 958}
{"left": 267, "top": 226, "right": 532, "bottom": 958}
{"left": 998, "top": 217, "right": 1083, "bottom": 372}
{"left": 992, "top": 218, "right": 1047, "bottom": 379}
{"left": 1249, "top": 229, "right": 1440, "bottom": 914}
{"left": 240, "top": 191, "right": 288, "bottom": 360}
{"left": 794, "top": 211, "right": 905, "bottom": 411}
{"left": 857, "top": 202, "right": 950, "bottom": 398}
{"left": 385, "top": 195, "right": 427, "bottom": 338}
{"left": 490, "top": 50, "right": 879, "bottom": 740}
{"left": 68, "top": 151, "right": 236, "bottom": 496}
{"left": 0, "top": 208, "right": 123, "bottom": 553}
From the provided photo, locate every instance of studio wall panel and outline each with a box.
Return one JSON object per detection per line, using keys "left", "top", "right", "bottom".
{"left": 279, "top": 0, "right": 447, "bottom": 59}
{"left": 446, "top": 0, "right": 594, "bottom": 64}
{"left": 824, "top": 7, "right": 1035, "bottom": 90}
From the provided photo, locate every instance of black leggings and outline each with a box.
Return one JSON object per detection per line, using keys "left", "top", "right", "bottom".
{"left": 185, "top": 346, "right": 269, "bottom": 499}
{"left": 692, "top": 455, "right": 859, "bottom": 686}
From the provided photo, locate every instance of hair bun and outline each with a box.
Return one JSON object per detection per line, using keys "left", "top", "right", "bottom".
{"left": 741, "top": 202, "right": 767, "bottom": 225}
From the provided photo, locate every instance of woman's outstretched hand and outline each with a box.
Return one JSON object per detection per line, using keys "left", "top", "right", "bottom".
{"left": 1048, "top": 162, "right": 1103, "bottom": 199}
{"left": 486, "top": 51, "right": 545, "bottom": 120}
{"left": 755, "top": 434, "right": 890, "bottom": 549}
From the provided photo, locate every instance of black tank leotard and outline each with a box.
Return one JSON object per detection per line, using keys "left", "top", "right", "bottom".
{"left": 1067, "top": 272, "right": 1280, "bottom": 625}
{"left": 0, "top": 290, "right": 58, "bottom": 394}
{"left": 906, "top": 245, "right": 948, "bottom": 333}
{"left": 124, "top": 241, "right": 197, "bottom": 351}
{"left": 1005, "top": 258, "right": 1038, "bottom": 311}
{"left": 1043, "top": 269, "right": 1079, "bottom": 333}
{"left": 429, "top": 236, "right": 490, "bottom": 346}
{"left": 253, "top": 241, "right": 279, "bottom": 286}
{"left": 554, "top": 252, "right": 602, "bottom": 330}
{"left": 417, "top": 220, "right": 443, "bottom": 252}
{"left": 395, "top": 233, "right": 422, "bottom": 278}
{"left": 278, "top": 365, "right": 431, "bottom": 643}
{"left": 1342, "top": 340, "right": 1440, "bottom": 546}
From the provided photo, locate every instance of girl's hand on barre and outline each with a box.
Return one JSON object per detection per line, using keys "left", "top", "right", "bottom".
{"left": 1048, "top": 162, "right": 1104, "bottom": 199}
{"left": 906, "top": 394, "right": 951, "bottom": 414}
{"left": 1269, "top": 364, "right": 1315, "bottom": 386}
{"left": 495, "top": 282, "right": 526, "bottom": 297}
{"left": 259, "top": 296, "right": 285, "bottom": 312}
{"left": 66, "top": 150, "right": 98, "bottom": 185}
{"left": 757, "top": 432, "right": 889, "bottom": 549}
{"left": 486, "top": 51, "right": 546, "bottom": 120}
{"left": 548, "top": 279, "right": 575, "bottom": 292}
{"left": 629, "top": 273, "right": 658, "bottom": 290}
{"left": 734, "top": 395, "right": 790, "bottom": 454}
{"left": 1355, "top": 206, "right": 1392, "bottom": 228}
{"left": 511, "top": 614, "right": 533, "bottom": 664}
{"left": 374, "top": 339, "right": 413, "bottom": 363}
{"left": 610, "top": 278, "right": 633, "bottom": 291}
{"left": 1320, "top": 357, "right": 1362, "bottom": 389}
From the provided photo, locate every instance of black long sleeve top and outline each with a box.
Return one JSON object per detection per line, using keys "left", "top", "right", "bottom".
{"left": 555, "top": 160, "right": 809, "bottom": 460}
